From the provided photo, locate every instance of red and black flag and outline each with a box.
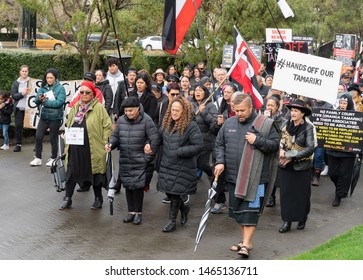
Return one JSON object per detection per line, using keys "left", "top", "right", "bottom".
{"left": 162, "top": 0, "right": 203, "bottom": 55}
{"left": 227, "top": 26, "right": 263, "bottom": 110}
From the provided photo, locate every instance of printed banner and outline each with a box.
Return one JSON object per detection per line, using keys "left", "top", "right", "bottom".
{"left": 265, "top": 42, "right": 308, "bottom": 75}
{"left": 272, "top": 49, "right": 342, "bottom": 105}
{"left": 310, "top": 108, "right": 363, "bottom": 152}
{"left": 265, "top": 28, "right": 292, "bottom": 43}
{"left": 24, "top": 78, "right": 82, "bottom": 129}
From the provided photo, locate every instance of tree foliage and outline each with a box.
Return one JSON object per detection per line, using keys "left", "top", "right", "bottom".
{"left": 3, "top": 0, "right": 363, "bottom": 72}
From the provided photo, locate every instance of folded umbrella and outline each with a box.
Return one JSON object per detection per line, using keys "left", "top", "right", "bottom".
{"left": 106, "top": 151, "right": 117, "bottom": 215}
{"left": 194, "top": 174, "right": 219, "bottom": 252}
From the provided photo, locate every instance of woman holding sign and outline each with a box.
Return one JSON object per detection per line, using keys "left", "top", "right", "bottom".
{"left": 278, "top": 99, "right": 315, "bottom": 233}
{"left": 59, "top": 81, "right": 113, "bottom": 210}
{"left": 326, "top": 94, "right": 357, "bottom": 207}
{"left": 30, "top": 68, "right": 66, "bottom": 167}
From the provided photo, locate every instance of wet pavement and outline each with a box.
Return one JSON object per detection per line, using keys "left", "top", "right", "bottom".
{"left": 0, "top": 141, "right": 362, "bottom": 260}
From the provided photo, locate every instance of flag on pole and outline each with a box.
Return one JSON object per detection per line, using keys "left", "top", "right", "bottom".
{"left": 162, "top": 0, "right": 203, "bottom": 55}
{"left": 227, "top": 26, "right": 263, "bottom": 110}
{"left": 277, "top": 0, "right": 295, "bottom": 18}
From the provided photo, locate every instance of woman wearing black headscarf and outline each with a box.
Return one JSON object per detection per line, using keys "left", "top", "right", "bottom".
{"left": 278, "top": 99, "right": 315, "bottom": 233}
{"left": 326, "top": 94, "right": 357, "bottom": 207}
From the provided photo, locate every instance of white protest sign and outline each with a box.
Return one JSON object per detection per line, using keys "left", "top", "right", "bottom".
{"left": 266, "top": 28, "right": 292, "bottom": 43}
{"left": 272, "top": 49, "right": 342, "bottom": 105}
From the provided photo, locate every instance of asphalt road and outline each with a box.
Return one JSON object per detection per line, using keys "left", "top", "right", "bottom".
{"left": 0, "top": 142, "right": 362, "bottom": 260}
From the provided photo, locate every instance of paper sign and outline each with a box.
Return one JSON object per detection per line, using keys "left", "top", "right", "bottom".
{"left": 266, "top": 28, "right": 292, "bottom": 43}
{"left": 272, "top": 48, "right": 342, "bottom": 105}
{"left": 65, "top": 127, "right": 84, "bottom": 145}
{"left": 44, "top": 90, "right": 55, "bottom": 100}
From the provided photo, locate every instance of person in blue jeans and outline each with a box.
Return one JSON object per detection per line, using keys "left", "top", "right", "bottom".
{"left": 0, "top": 91, "right": 13, "bottom": 150}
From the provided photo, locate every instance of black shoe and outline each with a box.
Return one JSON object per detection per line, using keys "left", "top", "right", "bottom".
{"left": 13, "top": 145, "right": 21, "bottom": 152}
{"left": 91, "top": 197, "right": 103, "bottom": 209}
{"left": 162, "top": 196, "right": 171, "bottom": 204}
{"left": 77, "top": 187, "right": 90, "bottom": 192}
{"left": 59, "top": 197, "right": 72, "bottom": 210}
{"left": 279, "top": 222, "right": 291, "bottom": 233}
{"left": 133, "top": 214, "right": 142, "bottom": 225}
{"left": 297, "top": 221, "right": 306, "bottom": 230}
{"left": 265, "top": 196, "right": 276, "bottom": 207}
{"left": 162, "top": 220, "right": 176, "bottom": 232}
{"left": 332, "top": 196, "right": 341, "bottom": 207}
{"left": 123, "top": 213, "right": 135, "bottom": 223}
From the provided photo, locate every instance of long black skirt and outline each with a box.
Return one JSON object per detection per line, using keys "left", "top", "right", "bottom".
{"left": 279, "top": 164, "right": 311, "bottom": 222}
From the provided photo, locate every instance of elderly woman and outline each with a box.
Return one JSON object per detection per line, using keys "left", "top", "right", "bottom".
{"left": 59, "top": 81, "right": 113, "bottom": 210}
{"left": 106, "top": 97, "right": 160, "bottom": 225}
{"left": 278, "top": 99, "right": 315, "bottom": 233}
{"left": 157, "top": 97, "right": 203, "bottom": 232}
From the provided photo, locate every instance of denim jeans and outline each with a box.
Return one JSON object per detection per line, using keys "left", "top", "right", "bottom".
{"left": 0, "top": 124, "right": 9, "bottom": 145}
{"left": 313, "top": 147, "right": 325, "bottom": 170}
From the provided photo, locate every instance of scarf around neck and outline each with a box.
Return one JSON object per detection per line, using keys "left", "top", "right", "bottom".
{"left": 286, "top": 118, "right": 306, "bottom": 136}
{"left": 74, "top": 101, "right": 92, "bottom": 124}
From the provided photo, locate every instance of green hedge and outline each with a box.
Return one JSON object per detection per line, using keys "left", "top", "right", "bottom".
{"left": 0, "top": 49, "right": 176, "bottom": 91}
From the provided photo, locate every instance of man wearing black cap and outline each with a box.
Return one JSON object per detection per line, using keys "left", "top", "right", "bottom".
{"left": 340, "top": 72, "right": 351, "bottom": 91}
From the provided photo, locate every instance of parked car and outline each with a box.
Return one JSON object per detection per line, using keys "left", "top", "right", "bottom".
{"left": 138, "top": 36, "right": 162, "bottom": 51}
{"left": 35, "top": 33, "right": 66, "bottom": 50}
{"left": 87, "top": 33, "right": 117, "bottom": 49}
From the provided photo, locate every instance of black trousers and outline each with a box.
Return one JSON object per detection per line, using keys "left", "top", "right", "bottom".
{"left": 327, "top": 155, "right": 355, "bottom": 198}
{"left": 14, "top": 108, "right": 25, "bottom": 145}
{"left": 197, "top": 150, "right": 213, "bottom": 177}
{"left": 35, "top": 119, "right": 61, "bottom": 159}
{"left": 125, "top": 188, "right": 144, "bottom": 213}
{"left": 65, "top": 176, "right": 102, "bottom": 198}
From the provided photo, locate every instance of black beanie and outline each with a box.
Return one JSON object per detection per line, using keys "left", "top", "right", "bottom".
{"left": 121, "top": 96, "right": 140, "bottom": 109}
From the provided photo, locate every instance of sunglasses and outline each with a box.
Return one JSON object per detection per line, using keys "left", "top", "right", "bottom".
{"left": 168, "top": 80, "right": 177, "bottom": 83}
{"left": 170, "top": 93, "right": 180, "bottom": 97}
{"left": 80, "top": 90, "right": 92, "bottom": 95}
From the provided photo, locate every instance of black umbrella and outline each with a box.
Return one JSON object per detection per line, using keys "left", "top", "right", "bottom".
{"left": 350, "top": 154, "right": 361, "bottom": 196}
{"left": 106, "top": 151, "right": 117, "bottom": 215}
{"left": 194, "top": 174, "right": 219, "bottom": 252}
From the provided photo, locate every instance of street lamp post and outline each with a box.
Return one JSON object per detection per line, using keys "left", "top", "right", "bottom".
{"left": 21, "top": 8, "right": 36, "bottom": 48}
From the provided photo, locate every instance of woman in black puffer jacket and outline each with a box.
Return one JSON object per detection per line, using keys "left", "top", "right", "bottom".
{"left": 157, "top": 97, "right": 203, "bottom": 232}
{"left": 107, "top": 97, "right": 161, "bottom": 225}
{"left": 191, "top": 84, "right": 219, "bottom": 179}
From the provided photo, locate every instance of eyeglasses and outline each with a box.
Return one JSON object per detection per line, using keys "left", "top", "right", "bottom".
{"left": 80, "top": 90, "right": 92, "bottom": 95}
{"left": 170, "top": 93, "right": 180, "bottom": 97}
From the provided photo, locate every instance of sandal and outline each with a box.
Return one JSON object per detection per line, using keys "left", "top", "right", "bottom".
{"left": 230, "top": 241, "right": 243, "bottom": 252}
{"left": 238, "top": 246, "right": 251, "bottom": 258}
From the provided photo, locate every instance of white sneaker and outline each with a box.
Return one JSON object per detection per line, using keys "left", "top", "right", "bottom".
{"left": 0, "top": 144, "right": 9, "bottom": 150}
{"left": 46, "top": 158, "right": 56, "bottom": 167}
{"left": 321, "top": 165, "right": 328, "bottom": 176}
{"left": 30, "top": 157, "right": 42, "bottom": 166}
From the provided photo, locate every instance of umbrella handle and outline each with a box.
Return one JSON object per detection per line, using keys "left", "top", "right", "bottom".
{"left": 214, "top": 173, "right": 219, "bottom": 182}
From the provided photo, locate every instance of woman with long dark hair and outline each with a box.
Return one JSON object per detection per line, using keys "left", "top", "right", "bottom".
{"left": 157, "top": 97, "right": 203, "bottom": 232}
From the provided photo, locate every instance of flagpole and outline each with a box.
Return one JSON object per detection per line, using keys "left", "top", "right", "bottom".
{"left": 192, "top": 0, "right": 213, "bottom": 85}
{"left": 263, "top": 0, "right": 285, "bottom": 44}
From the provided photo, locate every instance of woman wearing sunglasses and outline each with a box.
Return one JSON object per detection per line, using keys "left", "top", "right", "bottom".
{"left": 59, "top": 81, "right": 113, "bottom": 210}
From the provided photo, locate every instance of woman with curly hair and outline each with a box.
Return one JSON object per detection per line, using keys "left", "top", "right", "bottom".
{"left": 156, "top": 97, "right": 203, "bottom": 232}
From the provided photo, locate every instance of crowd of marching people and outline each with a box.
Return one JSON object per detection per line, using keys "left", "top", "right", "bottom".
{"left": 1, "top": 58, "right": 363, "bottom": 259}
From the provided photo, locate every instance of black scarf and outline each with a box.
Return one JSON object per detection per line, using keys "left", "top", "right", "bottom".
{"left": 286, "top": 118, "right": 306, "bottom": 136}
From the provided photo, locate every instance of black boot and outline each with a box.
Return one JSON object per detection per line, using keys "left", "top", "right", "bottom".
{"left": 59, "top": 197, "right": 72, "bottom": 210}
{"left": 332, "top": 196, "right": 341, "bottom": 207}
{"left": 162, "top": 199, "right": 180, "bottom": 232}
{"left": 311, "top": 169, "right": 321, "bottom": 186}
{"left": 91, "top": 196, "right": 103, "bottom": 209}
{"left": 279, "top": 221, "right": 291, "bottom": 233}
{"left": 297, "top": 217, "right": 307, "bottom": 230}
{"left": 265, "top": 195, "right": 276, "bottom": 207}
{"left": 180, "top": 200, "right": 190, "bottom": 225}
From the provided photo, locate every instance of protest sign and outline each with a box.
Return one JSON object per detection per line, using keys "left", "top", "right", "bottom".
{"left": 265, "top": 28, "right": 292, "bottom": 43}
{"left": 272, "top": 48, "right": 342, "bottom": 105}
{"left": 24, "top": 78, "right": 82, "bottom": 129}
{"left": 310, "top": 108, "right": 363, "bottom": 153}
{"left": 265, "top": 42, "right": 308, "bottom": 74}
